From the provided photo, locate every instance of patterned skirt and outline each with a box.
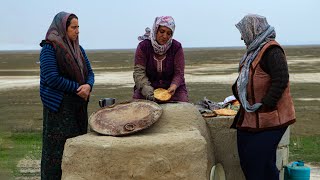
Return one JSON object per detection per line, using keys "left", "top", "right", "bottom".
{"left": 41, "top": 95, "right": 88, "bottom": 180}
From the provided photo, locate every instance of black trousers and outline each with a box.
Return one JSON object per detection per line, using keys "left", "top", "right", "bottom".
{"left": 237, "top": 126, "right": 288, "bottom": 180}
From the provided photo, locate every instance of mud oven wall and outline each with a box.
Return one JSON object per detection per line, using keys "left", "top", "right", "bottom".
{"left": 61, "top": 103, "right": 215, "bottom": 180}
{"left": 61, "top": 103, "right": 289, "bottom": 180}
{"left": 205, "top": 116, "right": 290, "bottom": 180}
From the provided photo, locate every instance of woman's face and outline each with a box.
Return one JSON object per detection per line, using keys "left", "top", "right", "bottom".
{"left": 67, "top": 18, "right": 79, "bottom": 41}
{"left": 156, "top": 26, "right": 172, "bottom": 45}
{"left": 241, "top": 36, "right": 249, "bottom": 47}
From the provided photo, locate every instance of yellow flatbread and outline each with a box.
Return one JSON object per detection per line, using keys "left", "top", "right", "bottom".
{"left": 213, "top": 108, "right": 237, "bottom": 116}
{"left": 232, "top": 100, "right": 240, "bottom": 106}
{"left": 202, "top": 112, "right": 217, "bottom": 118}
{"left": 154, "top": 88, "right": 172, "bottom": 101}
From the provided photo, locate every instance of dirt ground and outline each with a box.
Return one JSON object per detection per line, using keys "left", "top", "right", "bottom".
{"left": 1, "top": 59, "right": 320, "bottom": 90}
{"left": 13, "top": 158, "right": 320, "bottom": 180}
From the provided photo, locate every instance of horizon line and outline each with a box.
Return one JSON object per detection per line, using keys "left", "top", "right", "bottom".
{"left": 1, "top": 43, "right": 320, "bottom": 52}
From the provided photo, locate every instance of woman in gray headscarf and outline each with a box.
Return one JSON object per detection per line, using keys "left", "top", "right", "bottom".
{"left": 39, "top": 12, "right": 94, "bottom": 179}
{"left": 231, "top": 14, "right": 295, "bottom": 179}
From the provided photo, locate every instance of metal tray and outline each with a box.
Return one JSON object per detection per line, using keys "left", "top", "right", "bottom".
{"left": 89, "top": 100, "right": 163, "bottom": 136}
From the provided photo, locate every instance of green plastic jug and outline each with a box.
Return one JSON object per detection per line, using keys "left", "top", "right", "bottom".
{"left": 284, "top": 161, "right": 310, "bottom": 180}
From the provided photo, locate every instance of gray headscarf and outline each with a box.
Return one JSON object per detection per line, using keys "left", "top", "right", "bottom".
{"left": 235, "top": 14, "right": 276, "bottom": 112}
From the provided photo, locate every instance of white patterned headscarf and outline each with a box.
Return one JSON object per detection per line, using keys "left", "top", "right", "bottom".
{"left": 138, "top": 16, "right": 175, "bottom": 55}
{"left": 235, "top": 14, "right": 276, "bottom": 112}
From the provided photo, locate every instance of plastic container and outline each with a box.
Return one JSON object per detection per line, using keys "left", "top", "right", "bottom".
{"left": 284, "top": 161, "right": 310, "bottom": 180}
{"left": 210, "top": 163, "right": 226, "bottom": 180}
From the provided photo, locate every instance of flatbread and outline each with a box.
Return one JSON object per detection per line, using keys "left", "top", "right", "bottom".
{"left": 154, "top": 88, "right": 172, "bottom": 101}
{"left": 202, "top": 112, "right": 217, "bottom": 118}
{"left": 232, "top": 100, "right": 240, "bottom": 106}
{"left": 213, "top": 108, "right": 237, "bottom": 116}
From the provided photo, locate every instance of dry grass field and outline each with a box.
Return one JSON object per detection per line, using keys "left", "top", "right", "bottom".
{"left": 0, "top": 45, "right": 319, "bottom": 178}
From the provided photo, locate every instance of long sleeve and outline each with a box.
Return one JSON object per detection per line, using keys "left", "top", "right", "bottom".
{"left": 133, "top": 64, "right": 151, "bottom": 89}
{"left": 133, "top": 45, "right": 151, "bottom": 90}
{"left": 171, "top": 45, "right": 185, "bottom": 87}
{"left": 40, "top": 44, "right": 79, "bottom": 93}
{"left": 80, "top": 46, "right": 95, "bottom": 90}
{"left": 259, "top": 46, "right": 289, "bottom": 108}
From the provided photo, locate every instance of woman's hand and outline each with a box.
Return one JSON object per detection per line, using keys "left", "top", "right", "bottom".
{"left": 141, "top": 85, "right": 155, "bottom": 101}
{"left": 168, "top": 84, "right": 177, "bottom": 95}
{"left": 77, "top": 84, "right": 91, "bottom": 101}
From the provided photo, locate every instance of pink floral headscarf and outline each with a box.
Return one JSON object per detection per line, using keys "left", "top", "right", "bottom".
{"left": 138, "top": 16, "right": 175, "bottom": 55}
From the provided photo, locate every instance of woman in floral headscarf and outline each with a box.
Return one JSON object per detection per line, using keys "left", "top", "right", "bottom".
{"left": 231, "top": 14, "right": 295, "bottom": 179}
{"left": 133, "top": 16, "right": 188, "bottom": 102}
{"left": 39, "top": 12, "right": 94, "bottom": 179}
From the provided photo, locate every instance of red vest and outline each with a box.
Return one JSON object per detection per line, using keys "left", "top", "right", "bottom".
{"left": 236, "top": 41, "right": 296, "bottom": 131}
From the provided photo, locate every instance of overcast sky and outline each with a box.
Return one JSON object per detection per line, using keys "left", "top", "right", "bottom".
{"left": 0, "top": 0, "right": 319, "bottom": 50}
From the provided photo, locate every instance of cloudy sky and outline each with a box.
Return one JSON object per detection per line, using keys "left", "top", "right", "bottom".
{"left": 0, "top": 0, "right": 319, "bottom": 50}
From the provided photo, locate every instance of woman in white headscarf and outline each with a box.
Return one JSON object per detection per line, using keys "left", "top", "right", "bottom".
{"left": 133, "top": 16, "right": 188, "bottom": 102}
{"left": 231, "top": 14, "right": 295, "bottom": 179}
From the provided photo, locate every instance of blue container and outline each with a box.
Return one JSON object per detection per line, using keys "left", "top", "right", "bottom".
{"left": 284, "top": 161, "right": 310, "bottom": 180}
